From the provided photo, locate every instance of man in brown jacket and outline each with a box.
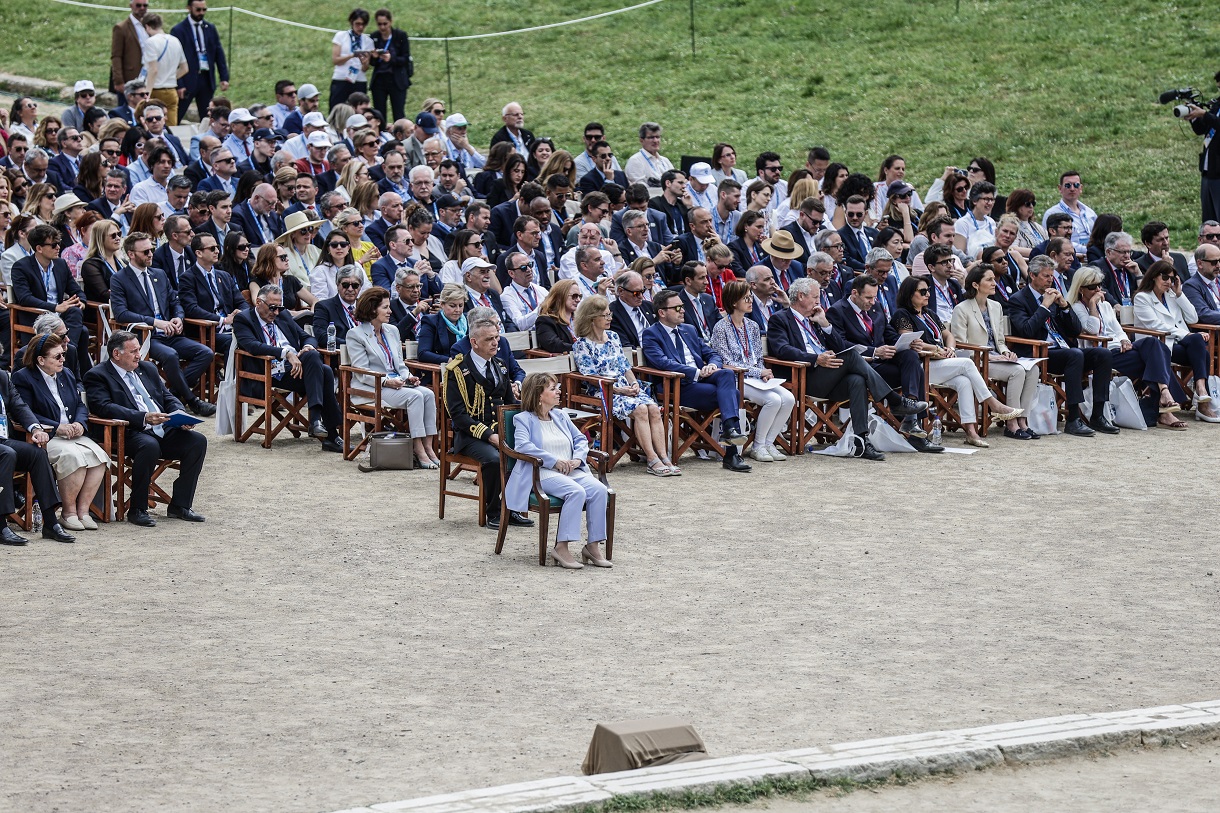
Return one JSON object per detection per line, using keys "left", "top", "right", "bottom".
{"left": 110, "top": 0, "right": 148, "bottom": 104}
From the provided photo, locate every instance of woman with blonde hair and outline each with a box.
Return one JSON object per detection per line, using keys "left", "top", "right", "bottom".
{"left": 81, "top": 218, "right": 125, "bottom": 301}
{"left": 350, "top": 179, "right": 380, "bottom": 221}
{"left": 21, "top": 183, "right": 58, "bottom": 223}
{"left": 337, "top": 159, "right": 371, "bottom": 200}
{"left": 536, "top": 149, "right": 576, "bottom": 189}
{"left": 775, "top": 176, "right": 818, "bottom": 228}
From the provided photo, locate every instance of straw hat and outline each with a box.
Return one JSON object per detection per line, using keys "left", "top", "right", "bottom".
{"left": 276, "top": 210, "right": 323, "bottom": 243}
{"left": 52, "top": 193, "right": 86, "bottom": 218}
{"left": 760, "top": 229, "right": 803, "bottom": 260}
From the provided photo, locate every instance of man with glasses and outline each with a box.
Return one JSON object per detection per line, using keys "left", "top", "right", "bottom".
{"left": 171, "top": 0, "right": 229, "bottom": 125}
{"left": 574, "top": 122, "right": 620, "bottom": 183}
{"left": 110, "top": 0, "right": 149, "bottom": 105}
{"left": 87, "top": 169, "right": 135, "bottom": 233}
{"left": 462, "top": 257, "right": 517, "bottom": 331}
{"left": 179, "top": 232, "right": 246, "bottom": 358}
{"left": 61, "top": 81, "right": 96, "bottom": 134}
{"left": 406, "top": 165, "right": 436, "bottom": 209}
{"left": 500, "top": 252, "right": 548, "bottom": 331}
{"left": 49, "top": 128, "right": 86, "bottom": 190}
{"left": 577, "top": 140, "right": 627, "bottom": 195}
{"left": 783, "top": 196, "right": 826, "bottom": 261}
{"left": 184, "top": 135, "right": 219, "bottom": 188}
{"left": 232, "top": 183, "right": 285, "bottom": 248}
{"left": 489, "top": 102, "right": 534, "bottom": 158}
{"left": 1184, "top": 241, "right": 1220, "bottom": 324}
{"left": 222, "top": 108, "right": 256, "bottom": 163}
{"left": 112, "top": 231, "right": 216, "bottom": 416}
{"left": 1090, "top": 231, "right": 1141, "bottom": 308}
{"left": 267, "top": 80, "right": 298, "bottom": 130}
{"left": 739, "top": 152, "right": 786, "bottom": 215}
{"left": 837, "top": 195, "right": 878, "bottom": 273}
{"left": 108, "top": 79, "right": 148, "bottom": 126}
{"left": 152, "top": 214, "right": 196, "bottom": 289}
{"left": 1186, "top": 221, "right": 1220, "bottom": 277}
{"left": 313, "top": 265, "right": 367, "bottom": 347}
{"left": 197, "top": 146, "right": 237, "bottom": 195}
{"left": 0, "top": 134, "right": 29, "bottom": 172}
{"left": 390, "top": 268, "right": 430, "bottom": 340}
{"left": 609, "top": 270, "right": 655, "bottom": 348}
{"left": 643, "top": 287, "right": 751, "bottom": 472}
{"left": 608, "top": 183, "right": 669, "bottom": 250}
{"left": 189, "top": 106, "right": 230, "bottom": 162}
{"left": 138, "top": 102, "right": 188, "bottom": 169}
{"left": 624, "top": 122, "right": 672, "bottom": 198}
{"left": 12, "top": 225, "right": 91, "bottom": 375}
{"left": 1041, "top": 171, "right": 1096, "bottom": 253}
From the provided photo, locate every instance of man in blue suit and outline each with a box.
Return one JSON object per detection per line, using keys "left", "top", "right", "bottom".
{"left": 178, "top": 233, "right": 247, "bottom": 358}
{"left": 676, "top": 261, "right": 720, "bottom": 341}
{"left": 171, "top": 0, "right": 229, "bottom": 125}
{"left": 231, "top": 183, "right": 285, "bottom": 248}
{"left": 837, "top": 196, "right": 878, "bottom": 273}
{"left": 312, "top": 266, "right": 365, "bottom": 347}
{"left": 576, "top": 141, "right": 628, "bottom": 195}
{"left": 1184, "top": 243, "right": 1220, "bottom": 324}
{"left": 642, "top": 289, "right": 751, "bottom": 472}
{"left": 11, "top": 225, "right": 91, "bottom": 377}
{"left": 111, "top": 231, "right": 216, "bottom": 416}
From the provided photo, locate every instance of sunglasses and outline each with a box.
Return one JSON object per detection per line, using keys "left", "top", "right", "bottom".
{"left": 846, "top": 211, "right": 865, "bottom": 218}
{"left": 144, "top": 116, "right": 163, "bottom": 123}
{"left": 263, "top": 303, "right": 284, "bottom": 311}
{"left": 339, "top": 281, "right": 362, "bottom": 289}
{"left": 1062, "top": 182, "right": 1082, "bottom": 188}
{"left": 659, "top": 304, "right": 686, "bottom": 312}
{"left": 510, "top": 264, "right": 531, "bottom": 272}
{"left": 1081, "top": 283, "right": 1102, "bottom": 290}
{"left": 47, "top": 352, "right": 66, "bottom": 360}
{"left": 968, "top": 165, "right": 982, "bottom": 172}
{"left": 329, "top": 241, "right": 350, "bottom": 249}
{"left": 1158, "top": 272, "right": 1177, "bottom": 280}
{"left": 914, "top": 288, "right": 929, "bottom": 295}
{"left": 276, "top": 253, "right": 289, "bottom": 261}
{"left": 236, "top": 244, "right": 250, "bottom": 250}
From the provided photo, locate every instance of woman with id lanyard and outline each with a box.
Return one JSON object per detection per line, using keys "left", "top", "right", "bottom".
{"left": 709, "top": 280, "right": 795, "bottom": 463}
{"left": 346, "top": 286, "right": 441, "bottom": 467}
{"left": 329, "top": 9, "right": 375, "bottom": 112}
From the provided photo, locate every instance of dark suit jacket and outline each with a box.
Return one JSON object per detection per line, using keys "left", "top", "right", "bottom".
{"left": 837, "top": 223, "right": 878, "bottom": 272}
{"left": 371, "top": 27, "right": 412, "bottom": 89}
{"left": 828, "top": 297, "right": 894, "bottom": 348}
{"left": 1030, "top": 239, "right": 1081, "bottom": 273}
{"left": 231, "top": 201, "right": 284, "bottom": 248}
{"left": 12, "top": 366, "right": 89, "bottom": 433}
{"left": 489, "top": 126, "right": 535, "bottom": 154}
{"left": 171, "top": 16, "right": 229, "bottom": 95}
{"left": 609, "top": 298, "right": 655, "bottom": 348}
{"left": 610, "top": 207, "right": 670, "bottom": 248}
{"left": 390, "top": 299, "right": 422, "bottom": 340}
{"left": 11, "top": 256, "right": 84, "bottom": 318}
{"left": 451, "top": 336, "right": 525, "bottom": 384}
{"left": 417, "top": 312, "right": 461, "bottom": 365}
{"left": 577, "top": 167, "right": 628, "bottom": 195}
{"left": 534, "top": 314, "right": 575, "bottom": 354}
{"left": 462, "top": 288, "right": 518, "bottom": 333}
{"left": 184, "top": 159, "right": 211, "bottom": 190}
{"left": 677, "top": 288, "right": 719, "bottom": 340}
{"left": 365, "top": 216, "right": 398, "bottom": 254}
{"left": 152, "top": 243, "right": 195, "bottom": 289}
{"left": 619, "top": 238, "right": 661, "bottom": 268}
{"left": 179, "top": 263, "right": 247, "bottom": 321}
{"left": 489, "top": 200, "right": 527, "bottom": 249}
{"left": 1089, "top": 259, "right": 1138, "bottom": 307}
{"left": 766, "top": 307, "right": 848, "bottom": 371}
{"left": 194, "top": 174, "right": 235, "bottom": 195}
{"left": 232, "top": 308, "right": 315, "bottom": 393}
{"left": 781, "top": 221, "right": 815, "bottom": 262}
{"left": 640, "top": 321, "right": 720, "bottom": 385}
{"left": 1007, "top": 285, "right": 1083, "bottom": 354}
{"left": 84, "top": 360, "right": 185, "bottom": 440}
{"left": 110, "top": 266, "right": 183, "bottom": 326}
{"left": 48, "top": 153, "right": 79, "bottom": 190}
{"left": 763, "top": 257, "right": 805, "bottom": 290}
{"left": 1135, "top": 250, "right": 1190, "bottom": 280}
{"left": 1183, "top": 273, "right": 1220, "bottom": 325}
{"left": 313, "top": 295, "right": 360, "bottom": 345}
{"left": 109, "top": 104, "right": 138, "bottom": 126}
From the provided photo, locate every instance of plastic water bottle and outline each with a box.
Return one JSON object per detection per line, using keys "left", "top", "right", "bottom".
{"left": 326, "top": 322, "right": 337, "bottom": 352}
{"left": 31, "top": 501, "right": 42, "bottom": 533}
{"left": 930, "top": 409, "right": 943, "bottom": 447}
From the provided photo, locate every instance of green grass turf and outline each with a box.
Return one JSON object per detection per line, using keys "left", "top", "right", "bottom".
{"left": 3, "top": 0, "right": 1219, "bottom": 242}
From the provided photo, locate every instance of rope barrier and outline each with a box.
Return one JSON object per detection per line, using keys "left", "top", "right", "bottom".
{"left": 42, "top": 0, "right": 667, "bottom": 40}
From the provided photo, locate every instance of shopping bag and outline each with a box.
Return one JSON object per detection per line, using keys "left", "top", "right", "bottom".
{"left": 1026, "top": 383, "right": 1060, "bottom": 435}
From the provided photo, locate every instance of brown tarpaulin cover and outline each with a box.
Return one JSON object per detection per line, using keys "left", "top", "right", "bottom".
{"left": 581, "top": 717, "right": 709, "bottom": 775}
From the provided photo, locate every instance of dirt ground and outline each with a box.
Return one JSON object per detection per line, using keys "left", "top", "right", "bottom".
{"left": 740, "top": 741, "right": 1220, "bottom": 812}
{"left": 3, "top": 418, "right": 1220, "bottom": 813}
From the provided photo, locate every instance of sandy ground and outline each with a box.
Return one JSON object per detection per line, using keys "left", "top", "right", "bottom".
{"left": 740, "top": 741, "right": 1220, "bottom": 812}
{"left": 3, "top": 415, "right": 1220, "bottom": 813}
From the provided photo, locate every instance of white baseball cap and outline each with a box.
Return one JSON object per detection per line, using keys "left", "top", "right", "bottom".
{"left": 345, "top": 113, "right": 369, "bottom": 130}
{"left": 444, "top": 113, "right": 469, "bottom": 129}
{"left": 298, "top": 83, "right": 320, "bottom": 100}
{"left": 689, "top": 162, "right": 715, "bottom": 184}
{"left": 307, "top": 132, "right": 333, "bottom": 148}
{"left": 73, "top": 80, "right": 95, "bottom": 95}
{"left": 302, "top": 111, "right": 327, "bottom": 128}
{"left": 461, "top": 257, "right": 495, "bottom": 275}
{"left": 228, "top": 107, "right": 256, "bottom": 123}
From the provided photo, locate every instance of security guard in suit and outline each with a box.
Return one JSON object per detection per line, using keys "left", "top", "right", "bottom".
{"left": 442, "top": 321, "right": 532, "bottom": 531}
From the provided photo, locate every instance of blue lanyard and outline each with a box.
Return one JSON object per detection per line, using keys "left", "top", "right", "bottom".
{"left": 796, "top": 314, "right": 825, "bottom": 353}
{"left": 730, "top": 319, "right": 754, "bottom": 362}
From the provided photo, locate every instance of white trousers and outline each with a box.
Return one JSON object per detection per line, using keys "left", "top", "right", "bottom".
{"left": 928, "top": 357, "right": 993, "bottom": 425}
{"left": 742, "top": 380, "right": 796, "bottom": 444}
{"left": 987, "top": 361, "right": 1041, "bottom": 413}
{"left": 538, "top": 467, "right": 609, "bottom": 544}
{"left": 376, "top": 383, "right": 438, "bottom": 437}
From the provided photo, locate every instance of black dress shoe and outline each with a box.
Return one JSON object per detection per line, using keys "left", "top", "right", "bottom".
{"left": 1025, "top": 428, "right": 1041, "bottom": 439}
{"left": 1089, "top": 415, "right": 1120, "bottom": 434}
{"left": 899, "top": 414, "right": 927, "bottom": 438}
{"left": 720, "top": 428, "right": 749, "bottom": 447}
{"left": 127, "top": 510, "right": 157, "bottom": 527}
{"left": 309, "top": 419, "right": 329, "bottom": 439}
{"left": 320, "top": 437, "right": 343, "bottom": 452}
{"left": 859, "top": 437, "right": 886, "bottom": 460}
{"left": 508, "top": 511, "right": 535, "bottom": 527}
{"left": 888, "top": 395, "right": 930, "bottom": 417}
{"left": 1003, "top": 428, "right": 1032, "bottom": 440}
{"left": 167, "top": 505, "right": 206, "bottom": 522}
{"left": 906, "top": 435, "right": 944, "bottom": 453}
{"left": 0, "top": 526, "right": 28, "bottom": 546}
{"left": 1064, "top": 418, "right": 1096, "bottom": 437}
{"left": 485, "top": 513, "right": 501, "bottom": 530}
{"left": 189, "top": 399, "right": 217, "bottom": 417}
{"left": 42, "top": 523, "right": 76, "bottom": 543}
{"left": 722, "top": 447, "right": 752, "bottom": 472}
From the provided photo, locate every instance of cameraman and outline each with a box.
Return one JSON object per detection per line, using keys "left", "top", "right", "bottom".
{"left": 1182, "top": 70, "right": 1220, "bottom": 222}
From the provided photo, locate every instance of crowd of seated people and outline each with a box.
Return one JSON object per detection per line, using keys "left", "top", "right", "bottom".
{"left": 6, "top": 66, "right": 1220, "bottom": 545}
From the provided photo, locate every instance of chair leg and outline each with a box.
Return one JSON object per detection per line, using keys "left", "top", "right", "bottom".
{"left": 605, "top": 492, "right": 615, "bottom": 561}
{"left": 537, "top": 507, "right": 550, "bottom": 566}
{"left": 494, "top": 499, "right": 509, "bottom": 554}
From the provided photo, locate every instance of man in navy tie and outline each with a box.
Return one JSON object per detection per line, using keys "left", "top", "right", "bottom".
{"left": 178, "top": 233, "right": 247, "bottom": 358}
{"left": 642, "top": 289, "right": 752, "bottom": 472}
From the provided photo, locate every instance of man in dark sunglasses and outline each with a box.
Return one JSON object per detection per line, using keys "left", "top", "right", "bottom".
{"left": 1042, "top": 170, "right": 1096, "bottom": 251}
{"left": 10, "top": 224, "right": 91, "bottom": 378}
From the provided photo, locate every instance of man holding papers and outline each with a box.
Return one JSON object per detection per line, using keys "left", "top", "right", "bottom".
{"left": 84, "top": 331, "right": 208, "bottom": 527}
{"left": 768, "top": 278, "right": 928, "bottom": 461}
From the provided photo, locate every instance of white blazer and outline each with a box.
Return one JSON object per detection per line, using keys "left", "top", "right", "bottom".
{"left": 950, "top": 296, "right": 1011, "bottom": 354}
{"left": 1071, "top": 300, "right": 1128, "bottom": 349}
{"left": 1133, "top": 290, "right": 1197, "bottom": 347}
{"left": 346, "top": 322, "right": 410, "bottom": 397}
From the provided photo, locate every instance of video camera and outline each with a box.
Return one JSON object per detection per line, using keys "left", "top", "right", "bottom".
{"left": 1159, "top": 87, "right": 1220, "bottom": 118}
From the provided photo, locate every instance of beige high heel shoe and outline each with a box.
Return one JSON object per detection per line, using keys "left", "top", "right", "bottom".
{"left": 580, "top": 543, "right": 612, "bottom": 568}
{"left": 551, "top": 546, "right": 584, "bottom": 569}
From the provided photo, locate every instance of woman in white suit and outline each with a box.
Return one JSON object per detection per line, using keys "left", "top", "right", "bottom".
{"left": 347, "top": 287, "right": 442, "bottom": 467}
{"left": 505, "top": 373, "right": 611, "bottom": 570}
{"left": 1068, "top": 266, "right": 1191, "bottom": 428}
{"left": 1133, "top": 260, "right": 1219, "bottom": 421}
{"left": 950, "top": 266, "right": 1041, "bottom": 438}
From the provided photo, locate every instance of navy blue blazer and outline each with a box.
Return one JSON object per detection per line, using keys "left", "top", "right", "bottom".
{"left": 417, "top": 313, "right": 461, "bottom": 365}
{"left": 179, "top": 263, "right": 247, "bottom": 321}
{"left": 763, "top": 257, "right": 805, "bottom": 290}
{"left": 463, "top": 288, "right": 518, "bottom": 333}
{"left": 1089, "top": 259, "right": 1137, "bottom": 307}
{"left": 451, "top": 336, "right": 525, "bottom": 384}
{"left": 677, "top": 288, "right": 720, "bottom": 340}
{"left": 1183, "top": 273, "right": 1220, "bottom": 325}
{"left": 390, "top": 298, "right": 422, "bottom": 340}
{"left": 48, "top": 153, "right": 79, "bottom": 190}
{"left": 610, "top": 207, "right": 671, "bottom": 248}
{"left": 766, "top": 307, "right": 848, "bottom": 369}
{"left": 313, "top": 295, "right": 360, "bottom": 345}
{"left": 364, "top": 216, "right": 397, "bottom": 254}
{"left": 11, "top": 256, "right": 84, "bottom": 317}
{"left": 641, "top": 321, "right": 720, "bottom": 385}
{"left": 109, "top": 104, "right": 138, "bottom": 126}
{"left": 837, "top": 224, "right": 878, "bottom": 272}
{"left": 12, "top": 366, "right": 89, "bottom": 432}
{"left": 194, "top": 174, "right": 236, "bottom": 196}
{"left": 152, "top": 243, "right": 195, "bottom": 289}
{"left": 84, "top": 359, "right": 184, "bottom": 438}
{"left": 780, "top": 221, "right": 816, "bottom": 262}
{"left": 110, "top": 266, "right": 183, "bottom": 326}
{"left": 231, "top": 201, "right": 284, "bottom": 248}
{"left": 1030, "top": 239, "right": 1081, "bottom": 273}
{"left": 577, "top": 167, "right": 628, "bottom": 195}
{"left": 171, "top": 16, "right": 229, "bottom": 94}
{"left": 827, "top": 297, "right": 894, "bottom": 348}
{"left": 232, "top": 308, "right": 314, "bottom": 395}
{"left": 489, "top": 200, "right": 528, "bottom": 249}
{"left": 1007, "top": 285, "right": 1083, "bottom": 353}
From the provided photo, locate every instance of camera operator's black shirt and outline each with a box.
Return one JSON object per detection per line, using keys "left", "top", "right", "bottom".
{"left": 1191, "top": 111, "right": 1220, "bottom": 177}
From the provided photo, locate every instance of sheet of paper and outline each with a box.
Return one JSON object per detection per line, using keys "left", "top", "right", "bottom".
{"left": 895, "top": 331, "right": 922, "bottom": 351}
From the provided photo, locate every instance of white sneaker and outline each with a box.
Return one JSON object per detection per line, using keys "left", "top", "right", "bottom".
{"left": 747, "top": 444, "right": 774, "bottom": 462}
{"left": 766, "top": 443, "right": 787, "bottom": 461}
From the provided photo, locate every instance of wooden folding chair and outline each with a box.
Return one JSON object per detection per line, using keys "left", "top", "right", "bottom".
{"left": 923, "top": 343, "right": 991, "bottom": 436}
{"left": 764, "top": 356, "right": 847, "bottom": 452}
{"left": 437, "top": 402, "right": 489, "bottom": 527}
{"left": 338, "top": 363, "right": 408, "bottom": 461}
{"left": 88, "top": 415, "right": 179, "bottom": 518}
{"left": 233, "top": 349, "right": 310, "bottom": 448}
{"left": 493, "top": 405, "right": 615, "bottom": 566}
{"left": 1126, "top": 325, "right": 1215, "bottom": 398}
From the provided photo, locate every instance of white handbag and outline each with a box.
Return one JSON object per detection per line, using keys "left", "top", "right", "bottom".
{"left": 1026, "top": 383, "right": 1060, "bottom": 435}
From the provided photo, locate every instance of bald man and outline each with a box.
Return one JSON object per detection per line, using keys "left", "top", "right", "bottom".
{"left": 232, "top": 182, "right": 285, "bottom": 247}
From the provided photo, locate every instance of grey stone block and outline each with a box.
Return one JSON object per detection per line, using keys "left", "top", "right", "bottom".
{"left": 368, "top": 776, "right": 610, "bottom": 813}
{"left": 588, "top": 754, "right": 808, "bottom": 797}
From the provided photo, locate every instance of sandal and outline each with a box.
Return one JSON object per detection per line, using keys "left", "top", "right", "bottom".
{"left": 661, "top": 458, "right": 682, "bottom": 476}
{"left": 1159, "top": 394, "right": 1181, "bottom": 413}
{"left": 646, "top": 459, "right": 669, "bottom": 476}
{"left": 1158, "top": 415, "right": 1188, "bottom": 431}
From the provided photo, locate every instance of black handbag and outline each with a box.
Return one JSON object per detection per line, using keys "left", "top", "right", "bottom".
{"left": 358, "top": 431, "right": 414, "bottom": 472}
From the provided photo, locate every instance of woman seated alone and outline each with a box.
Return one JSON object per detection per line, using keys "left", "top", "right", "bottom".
{"left": 709, "top": 280, "right": 796, "bottom": 462}
{"left": 891, "top": 275, "right": 1022, "bottom": 448}
{"left": 1067, "top": 266, "right": 1191, "bottom": 429}
{"left": 11, "top": 333, "right": 109, "bottom": 531}
{"left": 1132, "top": 259, "right": 1219, "bottom": 422}
{"left": 505, "top": 373, "right": 611, "bottom": 570}
{"left": 346, "top": 287, "right": 443, "bottom": 466}
{"left": 571, "top": 295, "right": 676, "bottom": 476}
{"left": 951, "top": 267, "right": 1041, "bottom": 438}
